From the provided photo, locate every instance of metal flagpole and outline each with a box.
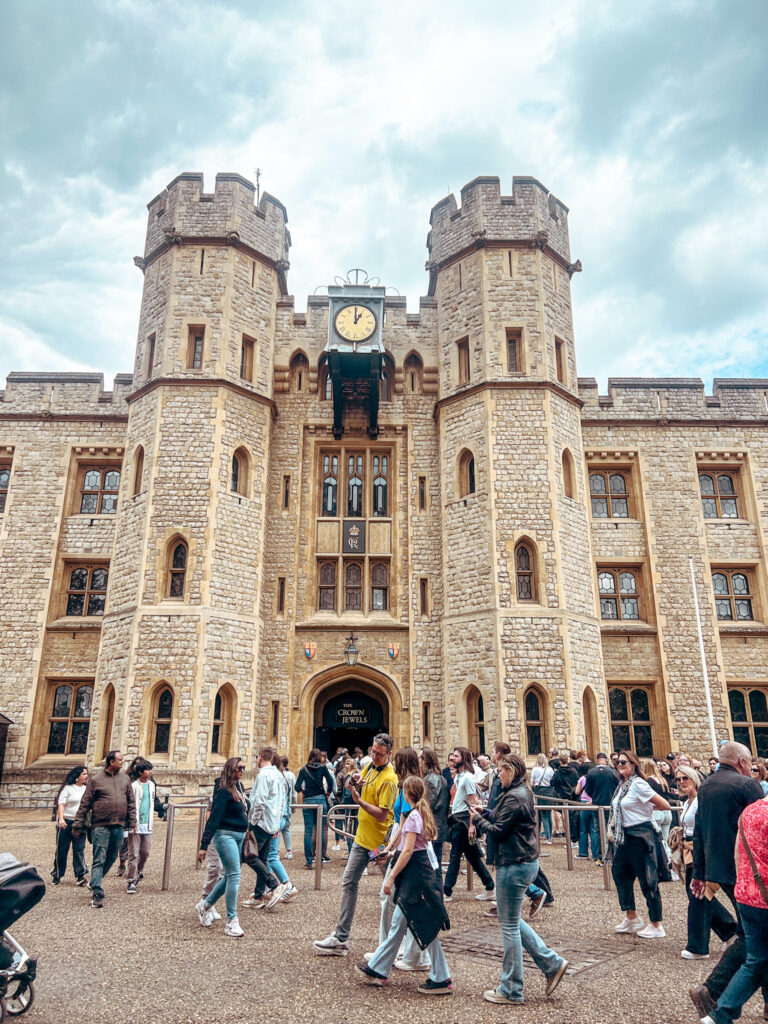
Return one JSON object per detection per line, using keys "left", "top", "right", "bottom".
{"left": 690, "top": 556, "right": 719, "bottom": 757}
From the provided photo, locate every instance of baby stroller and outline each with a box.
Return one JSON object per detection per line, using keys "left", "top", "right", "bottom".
{"left": 0, "top": 853, "right": 45, "bottom": 1018}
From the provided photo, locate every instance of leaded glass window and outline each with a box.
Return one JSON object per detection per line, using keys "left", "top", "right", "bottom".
{"left": 515, "top": 542, "right": 535, "bottom": 601}
{"left": 728, "top": 687, "right": 768, "bottom": 757}
{"left": 712, "top": 571, "right": 753, "bottom": 621}
{"left": 700, "top": 473, "right": 739, "bottom": 519}
{"left": 66, "top": 565, "right": 108, "bottom": 616}
{"left": 153, "top": 687, "right": 173, "bottom": 754}
{"left": 347, "top": 455, "right": 364, "bottom": 517}
{"left": 80, "top": 466, "right": 120, "bottom": 514}
{"left": 598, "top": 569, "right": 639, "bottom": 620}
{"left": 371, "top": 562, "right": 388, "bottom": 611}
{"left": 169, "top": 542, "right": 187, "bottom": 599}
{"left": 0, "top": 465, "right": 9, "bottom": 513}
{"left": 344, "top": 562, "right": 362, "bottom": 611}
{"left": 372, "top": 454, "right": 388, "bottom": 517}
{"left": 318, "top": 561, "right": 337, "bottom": 611}
{"left": 524, "top": 688, "right": 544, "bottom": 755}
{"left": 47, "top": 682, "right": 93, "bottom": 755}
{"left": 322, "top": 454, "right": 338, "bottom": 517}
{"left": 608, "top": 685, "right": 653, "bottom": 757}
{"left": 589, "top": 470, "right": 629, "bottom": 519}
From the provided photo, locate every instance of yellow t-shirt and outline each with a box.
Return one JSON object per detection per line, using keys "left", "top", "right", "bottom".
{"left": 354, "top": 762, "right": 399, "bottom": 851}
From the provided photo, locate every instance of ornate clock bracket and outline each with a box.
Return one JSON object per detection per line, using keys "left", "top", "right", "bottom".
{"left": 368, "top": 351, "right": 381, "bottom": 439}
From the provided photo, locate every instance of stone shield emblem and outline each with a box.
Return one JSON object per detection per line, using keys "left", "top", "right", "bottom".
{"left": 304, "top": 642, "right": 316, "bottom": 660}
{"left": 387, "top": 643, "right": 399, "bottom": 660}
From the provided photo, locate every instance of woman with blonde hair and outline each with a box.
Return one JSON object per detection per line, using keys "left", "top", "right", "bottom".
{"left": 643, "top": 758, "right": 674, "bottom": 880}
{"left": 675, "top": 764, "right": 737, "bottom": 960}
{"left": 356, "top": 776, "right": 452, "bottom": 996}
{"left": 530, "top": 752, "right": 554, "bottom": 844}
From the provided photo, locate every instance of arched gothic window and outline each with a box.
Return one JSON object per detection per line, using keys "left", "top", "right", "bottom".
{"left": 466, "top": 685, "right": 486, "bottom": 754}
{"left": 168, "top": 540, "right": 188, "bottom": 599}
{"left": 211, "top": 685, "right": 236, "bottom": 757}
{"left": 515, "top": 541, "right": 536, "bottom": 601}
{"left": 404, "top": 353, "right": 423, "bottom": 393}
{"left": 289, "top": 352, "right": 309, "bottom": 392}
{"left": 562, "top": 448, "right": 576, "bottom": 499}
{"left": 371, "top": 562, "right": 388, "bottom": 611}
{"left": 345, "top": 562, "right": 362, "bottom": 611}
{"left": 524, "top": 687, "right": 545, "bottom": 755}
{"left": 133, "top": 446, "right": 144, "bottom": 497}
{"left": 321, "top": 453, "right": 338, "bottom": 517}
{"left": 372, "top": 454, "right": 388, "bottom": 517}
{"left": 231, "top": 447, "right": 248, "bottom": 496}
{"left": 458, "top": 449, "right": 475, "bottom": 497}
{"left": 153, "top": 686, "right": 174, "bottom": 754}
{"left": 347, "top": 454, "right": 364, "bottom": 517}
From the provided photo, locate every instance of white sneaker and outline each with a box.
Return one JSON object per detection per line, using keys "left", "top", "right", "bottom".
{"left": 615, "top": 917, "right": 645, "bottom": 933}
{"left": 637, "top": 923, "right": 666, "bottom": 939}
{"left": 224, "top": 917, "right": 244, "bottom": 937}
{"left": 332, "top": 844, "right": 341, "bottom": 851}
{"left": 681, "top": 950, "right": 709, "bottom": 960}
{"left": 443, "top": 895, "right": 453, "bottom": 903}
{"left": 284, "top": 851, "right": 293, "bottom": 860}
{"left": 242, "top": 896, "right": 266, "bottom": 909}
{"left": 195, "top": 900, "right": 213, "bottom": 927}
{"left": 266, "top": 882, "right": 288, "bottom": 910}
{"left": 209, "top": 905, "right": 221, "bottom": 921}
{"left": 314, "top": 932, "right": 349, "bottom": 956}
{"left": 363, "top": 952, "right": 374, "bottom": 962}
{"left": 394, "top": 959, "right": 430, "bottom": 971}
{"left": 281, "top": 883, "right": 297, "bottom": 901}
{"left": 362, "top": 867, "right": 368, "bottom": 876}
{"left": 475, "top": 889, "right": 496, "bottom": 901}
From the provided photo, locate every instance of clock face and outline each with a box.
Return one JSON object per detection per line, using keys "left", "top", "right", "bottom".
{"left": 334, "top": 304, "right": 377, "bottom": 343}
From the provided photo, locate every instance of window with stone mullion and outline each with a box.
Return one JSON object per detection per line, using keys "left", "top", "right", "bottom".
{"left": 66, "top": 565, "right": 109, "bottom": 616}
{"left": 712, "top": 570, "right": 753, "bottom": 621}
{"left": 700, "top": 472, "right": 739, "bottom": 520}
{"left": 589, "top": 470, "right": 629, "bottom": 519}
{"left": 598, "top": 569, "right": 639, "bottom": 621}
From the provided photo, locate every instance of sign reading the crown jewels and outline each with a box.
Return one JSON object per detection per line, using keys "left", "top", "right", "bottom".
{"left": 335, "top": 701, "right": 370, "bottom": 725}
{"left": 342, "top": 521, "right": 366, "bottom": 554}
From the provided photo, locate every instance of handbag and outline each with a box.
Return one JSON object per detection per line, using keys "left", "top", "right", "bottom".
{"left": 241, "top": 828, "right": 259, "bottom": 862}
{"left": 738, "top": 813, "right": 768, "bottom": 905}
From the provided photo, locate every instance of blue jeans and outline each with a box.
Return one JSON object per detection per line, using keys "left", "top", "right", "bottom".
{"left": 369, "top": 904, "right": 451, "bottom": 982}
{"left": 279, "top": 812, "right": 292, "bottom": 853}
{"left": 266, "top": 834, "right": 289, "bottom": 885}
{"left": 206, "top": 830, "right": 245, "bottom": 920}
{"left": 495, "top": 860, "right": 564, "bottom": 1002}
{"left": 539, "top": 808, "right": 552, "bottom": 842}
{"left": 578, "top": 810, "right": 601, "bottom": 859}
{"left": 302, "top": 795, "right": 327, "bottom": 864}
{"left": 90, "top": 825, "right": 124, "bottom": 899}
{"left": 712, "top": 903, "right": 768, "bottom": 1024}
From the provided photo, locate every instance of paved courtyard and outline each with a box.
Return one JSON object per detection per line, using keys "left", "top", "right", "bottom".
{"left": 0, "top": 811, "right": 763, "bottom": 1024}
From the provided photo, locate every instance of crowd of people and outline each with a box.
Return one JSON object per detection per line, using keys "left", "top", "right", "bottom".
{"left": 47, "top": 737, "right": 768, "bottom": 1017}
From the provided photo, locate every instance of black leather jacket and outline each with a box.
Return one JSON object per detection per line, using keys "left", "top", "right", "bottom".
{"left": 473, "top": 780, "right": 538, "bottom": 865}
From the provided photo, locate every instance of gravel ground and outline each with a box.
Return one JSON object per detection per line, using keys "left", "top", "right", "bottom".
{"left": 0, "top": 813, "right": 763, "bottom": 1024}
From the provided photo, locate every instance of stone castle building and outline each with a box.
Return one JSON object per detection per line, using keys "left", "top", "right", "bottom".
{"left": 1, "top": 171, "right": 766, "bottom": 804}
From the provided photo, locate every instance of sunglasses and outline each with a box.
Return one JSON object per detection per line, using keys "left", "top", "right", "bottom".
{"left": 617, "top": 759, "right": 630, "bottom": 766}
{"left": 674, "top": 775, "right": 687, "bottom": 782}
{"left": 235, "top": 765, "right": 246, "bottom": 771}
{"left": 751, "top": 767, "right": 760, "bottom": 773}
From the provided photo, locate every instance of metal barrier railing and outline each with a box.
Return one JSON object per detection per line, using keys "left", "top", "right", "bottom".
{"left": 161, "top": 799, "right": 325, "bottom": 892}
{"left": 533, "top": 798, "right": 612, "bottom": 891}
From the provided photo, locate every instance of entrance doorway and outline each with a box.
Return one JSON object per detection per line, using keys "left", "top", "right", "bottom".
{"left": 313, "top": 682, "right": 388, "bottom": 758}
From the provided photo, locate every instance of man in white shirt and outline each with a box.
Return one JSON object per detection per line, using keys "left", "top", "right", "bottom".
{"left": 245, "top": 748, "right": 289, "bottom": 908}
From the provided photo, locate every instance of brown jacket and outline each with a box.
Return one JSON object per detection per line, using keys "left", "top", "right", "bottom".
{"left": 73, "top": 768, "right": 136, "bottom": 830}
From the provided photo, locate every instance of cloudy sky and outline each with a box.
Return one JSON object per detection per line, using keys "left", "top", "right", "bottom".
{"left": 2, "top": 0, "right": 767, "bottom": 390}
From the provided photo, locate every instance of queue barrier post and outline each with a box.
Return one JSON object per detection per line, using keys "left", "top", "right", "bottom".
{"left": 563, "top": 807, "right": 573, "bottom": 870}
{"left": 598, "top": 805, "right": 611, "bottom": 891}
{"left": 161, "top": 798, "right": 211, "bottom": 892}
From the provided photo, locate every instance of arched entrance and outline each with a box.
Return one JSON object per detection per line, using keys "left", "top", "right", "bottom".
{"left": 313, "top": 678, "right": 389, "bottom": 756}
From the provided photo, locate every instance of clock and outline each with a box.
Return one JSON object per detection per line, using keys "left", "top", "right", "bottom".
{"left": 334, "top": 304, "right": 377, "bottom": 343}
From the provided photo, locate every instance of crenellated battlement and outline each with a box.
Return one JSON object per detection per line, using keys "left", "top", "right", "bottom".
{"left": 427, "top": 175, "right": 571, "bottom": 268}
{"left": 579, "top": 377, "right": 768, "bottom": 420}
{"left": 0, "top": 372, "right": 132, "bottom": 416}
{"left": 142, "top": 172, "right": 291, "bottom": 269}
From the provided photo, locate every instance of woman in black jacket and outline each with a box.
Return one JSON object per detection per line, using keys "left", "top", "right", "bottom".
{"left": 296, "top": 748, "right": 336, "bottom": 869}
{"left": 196, "top": 756, "right": 249, "bottom": 937}
{"left": 419, "top": 748, "right": 449, "bottom": 871}
{"left": 471, "top": 754, "right": 568, "bottom": 1006}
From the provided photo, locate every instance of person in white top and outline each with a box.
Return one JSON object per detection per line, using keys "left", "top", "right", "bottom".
{"left": 530, "top": 753, "right": 555, "bottom": 844}
{"left": 279, "top": 755, "right": 296, "bottom": 860}
{"left": 676, "top": 765, "right": 737, "bottom": 960}
{"left": 126, "top": 758, "right": 156, "bottom": 894}
{"left": 52, "top": 765, "right": 89, "bottom": 885}
{"left": 608, "top": 750, "right": 670, "bottom": 939}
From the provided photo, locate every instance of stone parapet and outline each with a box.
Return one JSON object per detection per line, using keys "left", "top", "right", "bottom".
{"left": 1, "top": 373, "right": 132, "bottom": 415}
{"left": 427, "top": 175, "right": 571, "bottom": 268}
{"left": 579, "top": 377, "right": 768, "bottom": 420}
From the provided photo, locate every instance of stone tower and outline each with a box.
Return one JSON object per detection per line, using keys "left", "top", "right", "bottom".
{"left": 427, "top": 176, "right": 607, "bottom": 753}
{"left": 92, "top": 173, "right": 290, "bottom": 782}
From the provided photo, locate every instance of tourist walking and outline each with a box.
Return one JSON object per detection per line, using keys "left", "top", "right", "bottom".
{"left": 314, "top": 733, "right": 398, "bottom": 956}
{"left": 674, "top": 765, "right": 737, "bottom": 960}
{"left": 243, "top": 747, "right": 289, "bottom": 909}
{"left": 530, "top": 753, "right": 555, "bottom": 844}
{"left": 355, "top": 775, "right": 452, "bottom": 996}
{"left": 420, "top": 748, "right": 449, "bottom": 870}
{"left": 443, "top": 747, "right": 495, "bottom": 903}
{"left": 196, "top": 756, "right": 249, "bottom": 936}
{"left": 126, "top": 758, "right": 155, "bottom": 894}
{"left": 72, "top": 750, "right": 136, "bottom": 909}
{"left": 607, "top": 750, "right": 670, "bottom": 938}
{"left": 51, "top": 765, "right": 89, "bottom": 886}
{"left": 688, "top": 741, "right": 766, "bottom": 1021}
{"left": 698, "top": 794, "right": 768, "bottom": 1024}
{"left": 470, "top": 754, "right": 568, "bottom": 1005}
{"left": 296, "top": 748, "right": 335, "bottom": 869}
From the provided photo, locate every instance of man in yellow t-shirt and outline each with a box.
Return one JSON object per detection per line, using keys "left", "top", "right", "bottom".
{"left": 314, "top": 733, "right": 398, "bottom": 956}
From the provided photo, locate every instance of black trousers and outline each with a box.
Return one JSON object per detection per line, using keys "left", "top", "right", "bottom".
{"left": 244, "top": 825, "right": 279, "bottom": 897}
{"left": 53, "top": 821, "right": 88, "bottom": 881}
{"left": 704, "top": 884, "right": 768, "bottom": 1007}
{"left": 611, "top": 833, "right": 663, "bottom": 923}
{"left": 443, "top": 821, "right": 494, "bottom": 896}
{"left": 534, "top": 866, "right": 553, "bottom": 902}
{"left": 684, "top": 864, "right": 737, "bottom": 955}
